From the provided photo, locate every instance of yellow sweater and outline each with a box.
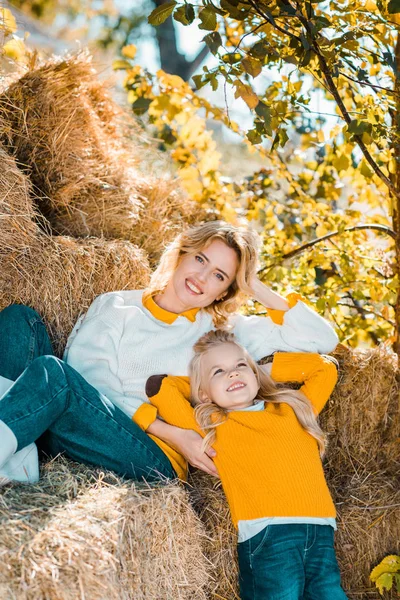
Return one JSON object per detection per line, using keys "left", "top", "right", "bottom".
{"left": 147, "top": 353, "right": 338, "bottom": 528}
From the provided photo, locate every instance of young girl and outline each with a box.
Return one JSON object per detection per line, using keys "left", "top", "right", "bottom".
{"left": 146, "top": 330, "right": 348, "bottom": 600}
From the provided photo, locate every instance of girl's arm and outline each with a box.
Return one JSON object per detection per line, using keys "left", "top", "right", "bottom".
{"left": 135, "top": 375, "right": 218, "bottom": 477}
{"left": 270, "top": 352, "right": 338, "bottom": 414}
{"left": 146, "top": 418, "right": 218, "bottom": 477}
{"left": 145, "top": 375, "right": 202, "bottom": 433}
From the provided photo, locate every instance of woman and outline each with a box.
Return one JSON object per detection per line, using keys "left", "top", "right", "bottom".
{"left": 0, "top": 221, "right": 338, "bottom": 484}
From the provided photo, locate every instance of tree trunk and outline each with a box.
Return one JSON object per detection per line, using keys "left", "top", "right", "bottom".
{"left": 393, "top": 34, "right": 400, "bottom": 358}
{"left": 153, "top": 0, "right": 208, "bottom": 80}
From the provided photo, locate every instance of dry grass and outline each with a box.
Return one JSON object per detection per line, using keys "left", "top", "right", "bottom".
{"left": 323, "top": 345, "right": 400, "bottom": 599}
{"left": 0, "top": 52, "right": 206, "bottom": 262}
{"left": 0, "top": 233, "right": 150, "bottom": 355}
{"left": 0, "top": 457, "right": 210, "bottom": 600}
{"left": 189, "top": 471, "right": 239, "bottom": 600}
{"left": 0, "top": 143, "right": 38, "bottom": 254}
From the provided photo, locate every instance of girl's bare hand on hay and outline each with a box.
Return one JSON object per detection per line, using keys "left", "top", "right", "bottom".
{"left": 175, "top": 429, "right": 219, "bottom": 478}
{"left": 249, "top": 276, "right": 290, "bottom": 311}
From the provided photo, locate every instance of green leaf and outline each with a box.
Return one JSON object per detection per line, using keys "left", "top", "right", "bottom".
{"left": 375, "top": 573, "right": 393, "bottom": 594}
{"left": 174, "top": 5, "right": 190, "bottom": 25}
{"left": 242, "top": 56, "right": 262, "bottom": 77}
{"left": 247, "top": 129, "right": 262, "bottom": 144}
{"left": 388, "top": 0, "right": 400, "bottom": 12}
{"left": 347, "top": 120, "right": 371, "bottom": 135}
{"left": 277, "top": 0, "right": 296, "bottom": 14}
{"left": 249, "top": 40, "right": 267, "bottom": 59}
{"left": 131, "top": 97, "right": 152, "bottom": 115}
{"left": 222, "top": 52, "right": 242, "bottom": 64}
{"left": 185, "top": 3, "right": 195, "bottom": 22}
{"left": 148, "top": 1, "right": 177, "bottom": 25}
{"left": 279, "top": 128, "right": 289, "bottom": 148}
{"left": 203, "top": 31, "right": 222, "bottom": 55}
{"left": 192, "top": 74, "right": 207, "bottom": 89}
{"left": 199, "top": 6, "right": 217, "bottom": 30}
{"left": 255, "top": 102, "right": 272, "bottom": 131}
{"left": 112, "top": 59, "right": 132, "bottom": 70}
{"left": 271, "top": 132, "right": 280, "bottom": 152}
{"left": 333, "top": 154, "right": 350, "bottom": 172}
{"left": 210, "top": 74, "right": 218, "bottom": 91}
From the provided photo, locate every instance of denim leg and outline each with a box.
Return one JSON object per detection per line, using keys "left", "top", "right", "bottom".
{"left": 237, "top": 525, "right": 305, "bottom": 600}
{"left": 0, "top": 355, "right": 175, "bottom": 482}
{"left": 303, "top": 526, "right": 348, "bottom": 600}
{"left": 0, "top": 304, "right": 54, "bottom": 380}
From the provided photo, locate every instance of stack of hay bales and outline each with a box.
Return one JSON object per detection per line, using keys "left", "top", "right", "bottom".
{"left": 0, "top": 52, "right": 399, "bottom": 600}
{"left": 0, "top": 458, "right": 210, "bottom": 599}
{"left": 0, "top": 143, "right": 150, "bottom": 354}
{"left": 0, "top": 52, "right": 207, "bottom": 266}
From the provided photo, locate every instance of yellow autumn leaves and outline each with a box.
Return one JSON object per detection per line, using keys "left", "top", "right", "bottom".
{"left": 0, "top": 7, "right": 27, "bottom": 63}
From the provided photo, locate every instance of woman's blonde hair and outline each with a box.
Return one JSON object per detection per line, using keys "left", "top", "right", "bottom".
{"left": 189, "top": 330, "right": 327, "bottom": 457}
{"left": 145, "top": 221, "right": 260, "bottom": 327}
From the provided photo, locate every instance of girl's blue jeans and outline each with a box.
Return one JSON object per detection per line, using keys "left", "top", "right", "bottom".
{"left": 0, "top": 304, "right": 176, "bottom": 481}
{"left": 237, "top": 524, "right": 348, "bottom": 600}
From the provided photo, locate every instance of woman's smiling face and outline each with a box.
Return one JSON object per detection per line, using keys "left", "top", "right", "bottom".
{"left": 163, "top": 239, "right": 239, "bottom": 312}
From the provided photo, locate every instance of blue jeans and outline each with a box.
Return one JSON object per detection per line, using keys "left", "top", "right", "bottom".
{"left": 237, "top": 524, "right": 348, "bottom": 600}
{"left": 0, "top": 304, "right": 176, "bottom": 482}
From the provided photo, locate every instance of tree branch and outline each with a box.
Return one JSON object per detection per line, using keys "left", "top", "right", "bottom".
{"left": 261, "top": 224, "right": 395, "bottom": 267}
{"left": 338, "top": 70, "right": 399, "bottom": 96}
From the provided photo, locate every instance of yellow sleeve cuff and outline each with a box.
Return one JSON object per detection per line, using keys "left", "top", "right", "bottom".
{"left": 133, "top": 403, "right": 158, "bottom": 431}
{"left": 286, "top": 292, "right": 306, "bottom": 308}
{"left": 266, "top": 293, "right": 306, "bottom": 325}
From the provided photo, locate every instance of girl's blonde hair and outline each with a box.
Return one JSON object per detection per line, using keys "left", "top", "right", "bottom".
{"left": 145, "top": 221, "right": 260, "bottom": 327}
{"left": 189, "top": 330, "right": 327, "bottom": 457}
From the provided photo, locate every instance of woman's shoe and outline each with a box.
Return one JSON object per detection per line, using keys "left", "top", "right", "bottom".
{"left": 0, "top": 375, "right": 13, "bottom": 398}
{"left": 0, "top": 443, "right": 39, "bottom": 485}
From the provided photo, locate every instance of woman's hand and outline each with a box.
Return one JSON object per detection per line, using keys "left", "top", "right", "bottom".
{"left": 249, "top": 275, "right": 289, "bottom": 310}
{"left": 147, "top": 418, "right": 219, "bottom": 477}
{"left": 173, "top": 428, "right": 219, "bottom": 477}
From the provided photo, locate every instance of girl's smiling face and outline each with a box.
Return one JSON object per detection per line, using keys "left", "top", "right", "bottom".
{"left": 160, "top": 239, "right": 239, "bottom": 313}
{"left": 199, "top": 342, "right": 260, "bottom": 410}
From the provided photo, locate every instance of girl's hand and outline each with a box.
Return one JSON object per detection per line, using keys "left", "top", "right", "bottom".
{"left": 174, "top": 428, "right": 219, "bottom": 478}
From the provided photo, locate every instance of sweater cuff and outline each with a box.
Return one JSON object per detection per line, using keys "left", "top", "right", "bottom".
{"left": 266, "top": 293, "right": 306, "bottom": 325}
{"left": 133, "top": 403, "right": 158, "bottom": 431}
{"left": 286, "top": 292, "right": 306, "bottom": 308}
{"left": 271, "top": 352, "right": 315, "bottom": 383}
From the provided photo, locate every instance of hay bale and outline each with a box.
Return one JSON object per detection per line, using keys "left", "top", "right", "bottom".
{"left": 0, "top": 143, "right": 38, "bottom": 254}
{"left": 322, "top": 345, "right": 400, "bottom": 599}
{"left": 132, "top": 176, "right": 210, "bottom": 265}
{"left": 189, "top": 471, "right": 239, "bottom": 600}
{"left": 187, "top": 347, "right": 400, "bottom": 600}
{"left": 0, "top": 52, "right": 144, "bottom": 239}
{"left": 0, "top": 456, "right": 210, "bottom": 600}
{"left": 0, "top": 234, "right": 150, "bottom": 355}
{"left": 0, "top": 53, "right": 207, "bottom": 253}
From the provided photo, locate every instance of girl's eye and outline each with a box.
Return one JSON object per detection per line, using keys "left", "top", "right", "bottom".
{"left": 213, "top": 368, "right": 223, "bottom": 376}
{"left": 195, "top": 255, "right": 204, "bottom": 264}
{"left": 237, "top": 362, "right": 247, "bottom": 368}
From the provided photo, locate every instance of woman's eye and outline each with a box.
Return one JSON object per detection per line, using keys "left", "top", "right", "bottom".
{"left": 215, "top": 273, "right": 224, "bottom": 282}
{"left": 195, "top": 255, "right": 204, "bottom": 264}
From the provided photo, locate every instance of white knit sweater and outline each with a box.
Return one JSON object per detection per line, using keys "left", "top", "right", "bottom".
{"left": 64, "top": 290, "right": 338, "bottom": 420}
